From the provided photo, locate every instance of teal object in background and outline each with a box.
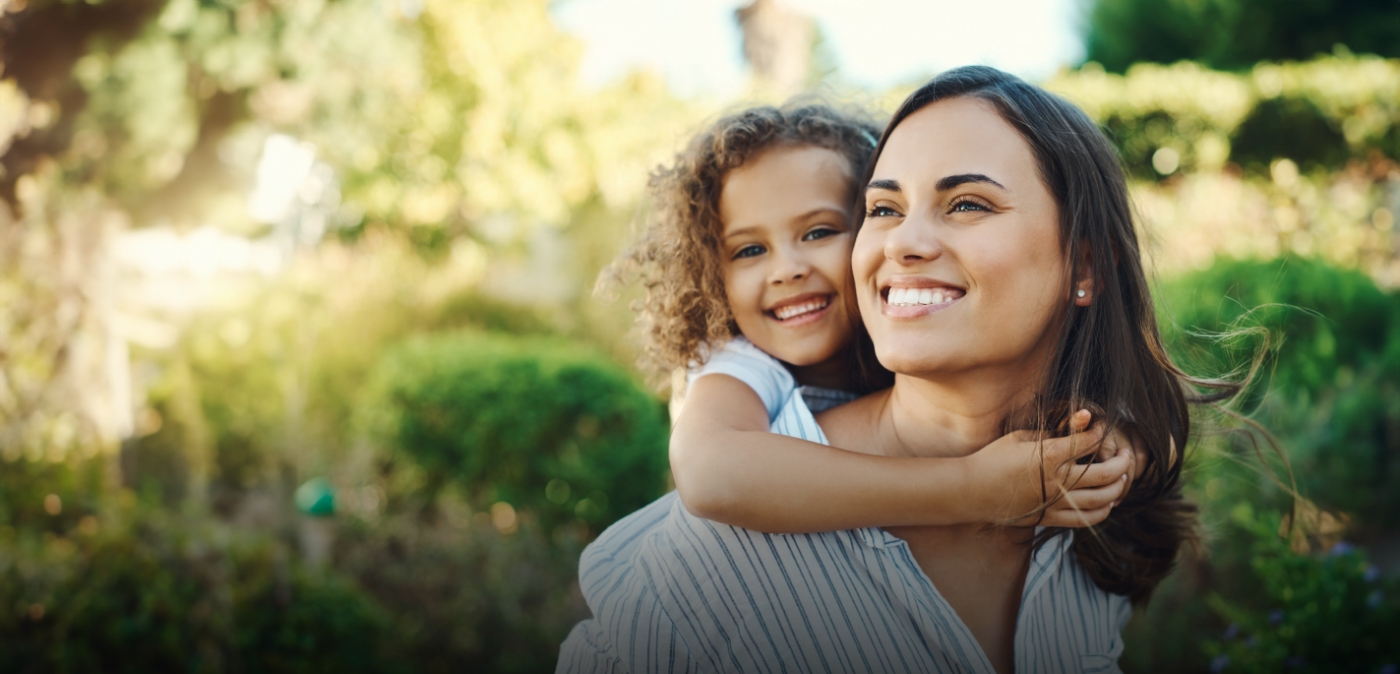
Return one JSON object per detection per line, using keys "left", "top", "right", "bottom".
{"left": 295, "top": 477, "right": 335, "bottom": 517}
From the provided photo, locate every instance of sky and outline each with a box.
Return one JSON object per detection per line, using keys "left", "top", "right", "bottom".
{"left": 552, "top": 0, "right": 1088, "bottom": 97}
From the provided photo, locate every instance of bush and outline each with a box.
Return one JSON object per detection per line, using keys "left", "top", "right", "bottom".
{"left": 1045, "top": 55, "right": 1400, "bottom": 178}
{"left": 365, "top": 331, "right": 670, "bottom": 533}
{"left": 1204, "top": 503, "right": 1400, "bottom": 674}
{"left": 333, "top": 509, "right": 588, "bottom": 674}
{"left": 1156, "top": 257, "right": 1400, "bottom": 525}
{"left": 0, "top": 508, "right": 396, "bottom": 673}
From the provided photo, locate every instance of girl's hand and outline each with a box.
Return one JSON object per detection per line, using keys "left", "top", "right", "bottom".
{"left": 972, "top": 410, "right": 1145, "bottom": 527}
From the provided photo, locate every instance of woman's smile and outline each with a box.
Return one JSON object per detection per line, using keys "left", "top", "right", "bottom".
{"left": 880, "top": 278, "right": 966, "bottom": 318}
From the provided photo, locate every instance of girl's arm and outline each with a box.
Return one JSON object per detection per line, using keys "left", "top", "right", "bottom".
{"left": 671, "top": 375, "right": 1133, "bottom": 533}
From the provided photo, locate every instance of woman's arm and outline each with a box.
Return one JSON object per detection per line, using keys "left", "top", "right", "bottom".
{"left": 671, "top": 376, "right": 1132, "bottom": 533}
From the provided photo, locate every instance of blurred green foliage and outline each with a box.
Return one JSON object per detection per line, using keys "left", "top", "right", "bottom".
{"left": 1116, "top": 257, "right": 1400, "bottom": 673}
{"left": 0, "top": 499, "right": 395, "bottom": 673}
{"left": 1046, "top": 56, "right": 1400, "bottom": 179}
{"left": 365, "top": 332, "right": 670, "bottom": 531}
{"left": 1157, "top": 258, "right": 1400, "bottom": 526}
{"left": 1, "top": 0, "right": 1398, "bottom": 670}
{"left": 1203, "top": 504, "right": 1399, "bottom": 674}
{"left": 1084, "top": 0, "right": 1400, "bottom": 73}
{"left": 334, "top": 508, "right": 589, "bottom": 673}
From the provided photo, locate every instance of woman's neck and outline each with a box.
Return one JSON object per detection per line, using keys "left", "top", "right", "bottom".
{"left": 876, "top": 370, "right": 1039, "bottom": 459}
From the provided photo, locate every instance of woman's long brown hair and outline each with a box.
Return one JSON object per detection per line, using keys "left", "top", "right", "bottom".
{"left": 859, "top": 66, "right": 1239, "bottom": 606}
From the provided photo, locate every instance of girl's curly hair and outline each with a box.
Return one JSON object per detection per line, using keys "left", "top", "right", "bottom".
{"left": 603, "top": 102, "right": 882, "bottom": 386}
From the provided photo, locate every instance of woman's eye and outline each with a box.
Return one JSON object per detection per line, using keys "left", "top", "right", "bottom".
{"left": 866, "top": 205, "right": 899, "bottom": 218}
{"left": 802, "top": 227, "right": 840, "bottom": 241}
{"left": 733, "top": 244, "right": 765, "bottom": 259}
{"left": 949, "top": 198, "right": 991, "bottom": 213}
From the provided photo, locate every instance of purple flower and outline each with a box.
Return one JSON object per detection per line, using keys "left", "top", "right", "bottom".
{"left": 1365, "top": 566, "right": 1381, "bottom": 583}
{"left": 1368, "top": 590, "right": 1384, "bottom": 609}
{"left": 1330, "top": 541, "right": 1356, "bottom": 556}
{"left": 1222, "top": 623, "right": 1240, "bottom": 640}
{"left": 1377, "top": 664, "right": 1397, "bottom": 674}
{"left": 1210, "top": 654, "right": 1230, "bottom": 672}
{"left": 1269, "top": 609, "right": 1285, "bottom": 625}
{"left": 1284, "top": 655, "right": 1307, "bottom": 668}
{"left": 1245, "top": 636, "right": 1258, "bottom": 649}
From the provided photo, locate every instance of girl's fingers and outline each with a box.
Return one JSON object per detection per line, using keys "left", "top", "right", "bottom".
{"left": 1043, "top": 418, "right": 1106, "bottom": 466}
{"left": 1069, "top": 409, "right": 1092, "bottom": 434}
{"left": 1058, "top": 447, "right": 1131, "bottom": 489}
{"left": 1041, "top": 504, "right": 1114, "bottom": 528}
{"left": 1051, "top": 474, "right": 1128, "bottom": 512}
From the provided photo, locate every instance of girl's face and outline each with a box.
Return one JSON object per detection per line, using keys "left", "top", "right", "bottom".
{"left": 853, "top": 97, "right": 1071, "bottom": 382}
{"left": 718, "top": 144, "right": 857, "bottom": 368}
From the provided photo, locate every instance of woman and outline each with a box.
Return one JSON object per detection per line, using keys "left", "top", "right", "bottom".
{"left": 560, "top": 66, "right": 1213, "bottom": 674}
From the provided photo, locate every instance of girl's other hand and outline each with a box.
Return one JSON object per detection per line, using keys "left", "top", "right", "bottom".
{"left": 973, "top": 409, "right": 1146, "bottom": 528}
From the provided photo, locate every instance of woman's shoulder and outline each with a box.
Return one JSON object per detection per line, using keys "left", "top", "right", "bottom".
{"left": 1021, "top": 531, "right": 1135, "bottom": 664}
{"left": 813, "top": 388, "right": 889, "bottom": 455}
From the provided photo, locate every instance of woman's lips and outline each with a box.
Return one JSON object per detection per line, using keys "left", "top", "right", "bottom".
{"left": 880, "top": 285, "right": 964, "bottom": 318}
{"left": 767, "top": 293, "right": 833, "bottom": 327}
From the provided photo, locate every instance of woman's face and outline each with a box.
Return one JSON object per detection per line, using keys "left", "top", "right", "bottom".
{"left": 853, "top": 96, "right": 1070, "bottom": 381}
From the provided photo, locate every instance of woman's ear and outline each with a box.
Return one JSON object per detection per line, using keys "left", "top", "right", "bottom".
{"left": 1073, "top": 242, "right": 1095, "bottom": 306}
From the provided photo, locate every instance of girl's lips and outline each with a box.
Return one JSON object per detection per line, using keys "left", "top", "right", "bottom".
{"left": 767, "top": 293, "right": 833, "bottom": 328}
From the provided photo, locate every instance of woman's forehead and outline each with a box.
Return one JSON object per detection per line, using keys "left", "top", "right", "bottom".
{"left": 873, "top": 97, "right": 1039, "bottom": 192}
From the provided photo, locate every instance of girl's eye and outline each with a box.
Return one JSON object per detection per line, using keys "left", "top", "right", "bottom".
{"left": 802, "top": 227, "right": 840, "bottom": 242}
{"left": 866, "top": 205, "right": 899, "bottom": 218}
{"left": 949, "top": 197, "right": 991, "bottom": 213}
{"left": 733, "top": 244, "right": 765, "bottom": 260}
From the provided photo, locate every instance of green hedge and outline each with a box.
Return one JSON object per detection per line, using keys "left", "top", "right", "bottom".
{"left": 0, "top": 510, "right": 395, "bottom": 674}
{"left": 1123, "top": 256, "right": 1400, "bottom": 673}
{"left": 1156, "top": 257, "right": 1400, "bottom": 524}
{"left": 1046, "top": 55, "right": 1400, "bottom": 179}
{"left": 365, "top": 331, "right": 670, "bottom": 533}
{"left": 1203, "top": 504, "right": 1400, "bottom": 674}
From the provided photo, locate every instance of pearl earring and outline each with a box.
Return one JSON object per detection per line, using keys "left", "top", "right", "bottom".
{"left": 1077, "top": 289, "right": 1086, "bottom": 298}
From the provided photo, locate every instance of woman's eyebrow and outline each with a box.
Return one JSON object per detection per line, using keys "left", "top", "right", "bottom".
{"left": 936, "top": 173, "right": 1006, "bottom": 191}
{"left": 866, "top": 179, "right": 900, "bottom": 193}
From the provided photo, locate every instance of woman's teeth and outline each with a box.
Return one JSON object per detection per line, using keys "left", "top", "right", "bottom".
{"left": 773, "top": 298, "right": 829, "bottom": 320}
{"left": 887, "top": 287, "right": 961, "bottom": 306}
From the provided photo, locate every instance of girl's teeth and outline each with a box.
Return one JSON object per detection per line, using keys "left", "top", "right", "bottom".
{"left": 774, "top": 298, "right": 828, "bottom": 320}
{"left": 888, "top": 287, "right": 959, "bottom": 306}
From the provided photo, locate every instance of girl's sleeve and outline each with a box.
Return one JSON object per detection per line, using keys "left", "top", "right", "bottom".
{"left": 685, "top": 337, "right": 795, "bottom": 422}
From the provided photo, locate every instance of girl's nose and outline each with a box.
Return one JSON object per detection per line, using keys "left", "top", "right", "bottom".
{"left": 769, "top": 246, "right": 812, "bottom": 284}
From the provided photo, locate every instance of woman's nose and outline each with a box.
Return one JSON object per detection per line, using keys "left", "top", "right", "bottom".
{"left": 885, "top": 212, "right": 943, "bottom": 264}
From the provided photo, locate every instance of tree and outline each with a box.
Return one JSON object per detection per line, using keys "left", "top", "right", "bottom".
{"left": 1083, "top": 0, "right": 1400, "bottom": 72}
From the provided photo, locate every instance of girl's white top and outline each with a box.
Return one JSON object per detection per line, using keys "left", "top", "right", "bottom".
{"left": 687, "top": 336, "right": 857, "bottom": 417}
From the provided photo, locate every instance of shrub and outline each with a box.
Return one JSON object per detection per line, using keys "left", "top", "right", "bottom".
{"left": 333, "top": 509, "right": 588, "bottom": 674}
{"left": 1203, "top": 503, "right": 1400, "bottom": 674}
{"left": 365, "top": 331, "right": 670, "bottom": 533}
{"left": 1156, "top": 257, "right": 1400, "bottom": 524}
{"left": 0, "top": 509, "right": 395, "bottom": 674}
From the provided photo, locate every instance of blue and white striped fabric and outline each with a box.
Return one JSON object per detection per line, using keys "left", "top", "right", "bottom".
{"left": 558, "top": 388, "right": 1132, "bottom": 674}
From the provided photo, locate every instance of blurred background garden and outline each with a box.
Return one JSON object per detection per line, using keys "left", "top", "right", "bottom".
{"left": 1, "top": 0, "right": 1398, "bottom": 671}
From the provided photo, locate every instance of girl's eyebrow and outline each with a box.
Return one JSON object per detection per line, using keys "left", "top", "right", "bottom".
{"left": 866, "top": 179, "right": 900, "bottom": 193}
{"left": 722, "top": 207, "right": 848, "bottom": 240}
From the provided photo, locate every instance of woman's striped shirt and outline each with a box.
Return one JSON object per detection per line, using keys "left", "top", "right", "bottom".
{"left": 558, "top": 388, "right": 1132, "bottom": 674}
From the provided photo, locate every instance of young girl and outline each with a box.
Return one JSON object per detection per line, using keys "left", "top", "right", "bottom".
{"left": 609, "top": 102, "right": 1138, "bottom": 534}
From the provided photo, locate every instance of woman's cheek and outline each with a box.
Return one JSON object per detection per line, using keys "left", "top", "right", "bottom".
{"left": 850, "top": 230, "right": 882, "bottom": 311}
